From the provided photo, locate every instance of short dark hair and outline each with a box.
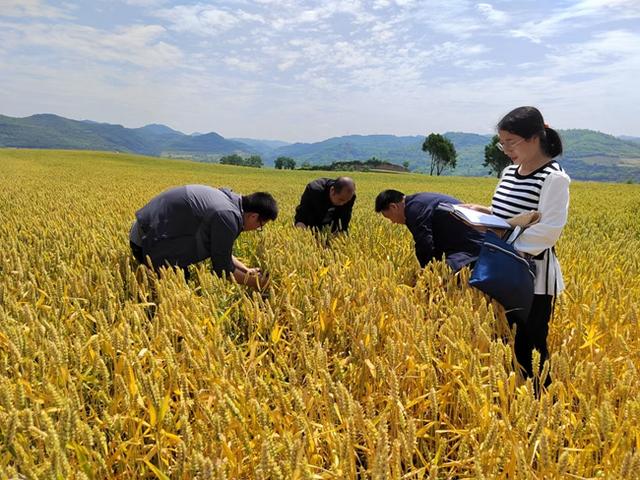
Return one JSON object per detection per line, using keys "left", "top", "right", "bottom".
{"left": 498, "top": 106, "right": 563, "bottom": 158}
{"left": 333, "top": 176, "right": 355, "bottom": 193}
{"left": 375, "top": 189, "right": 405, "bottom": 212}
{"left": 242, "top": 192, "right": 278, "bottom": 221}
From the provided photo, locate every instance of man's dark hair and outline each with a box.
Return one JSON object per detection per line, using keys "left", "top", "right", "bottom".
{"left": 333, "top": 176, "right": 355, "bottom": 193}
{"left": 242, "top": 192, "right": 278, "bottom": 221}
{"left": 375, "top": 189, "right": 405, "bottom": 212}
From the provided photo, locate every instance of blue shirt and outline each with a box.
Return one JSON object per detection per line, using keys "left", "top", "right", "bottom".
{"left": 404, "top": 192, "right": 484, "bottom": 272}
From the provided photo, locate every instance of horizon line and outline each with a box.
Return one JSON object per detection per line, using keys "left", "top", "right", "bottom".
{"left": 2, "top": 111, "right": 639, "bottom": 144}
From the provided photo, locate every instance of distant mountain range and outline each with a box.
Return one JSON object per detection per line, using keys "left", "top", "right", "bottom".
{"left": 619, "top": 135, "right": 640, "bottom": 144}
{"left": 2, "top": 113, "right": 640, "bottom": 182}
{"left": 0, "top": 113, "right": 253, "bottom": 159}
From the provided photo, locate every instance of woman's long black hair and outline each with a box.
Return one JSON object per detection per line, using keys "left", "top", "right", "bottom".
{"left": 498, "top": 106, "right": 563, "bottom": 158}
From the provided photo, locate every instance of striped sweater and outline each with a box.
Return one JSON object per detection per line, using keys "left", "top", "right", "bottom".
{"left": 492, "top": 161, "right": 564, "bottom": 218}
{"left": 491, "top": 161, "right": 571, "bottom": 295}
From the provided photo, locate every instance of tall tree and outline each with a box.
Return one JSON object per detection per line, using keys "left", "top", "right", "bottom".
{"left": 483, "top": 135, "right": 511, "bottom": 177}
{"left": 437, "top": 139, "right": 457, "bottom": 175}
{"left": 422, "top": 133, "right": 457, "bottom": 176}
{"left": 275, "top": 156, "right": 296, "bottom": 169}
{"left": 246, "top": 155, "right": 263, "bottom": 168}
{"left": 219, "top": 153, "right": 244, "bottom": 166}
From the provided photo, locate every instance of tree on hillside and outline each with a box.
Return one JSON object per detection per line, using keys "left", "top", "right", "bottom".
{"left": 483, "top": 135, "right": 511, "bottom": 177}
{"left": 422, "top": 133, "right": 457, "bottom": 176}
{"left": 219, "top": 154, "right": 244, "bottom": 166}
{"left": 246, "top": 155, "right": 263, "bottom": 168}
{"left": 219, "top": 153, "right": 263, "bottom": 168}
{"left": 275, "top": 156, "right": 296, "bottom": 169}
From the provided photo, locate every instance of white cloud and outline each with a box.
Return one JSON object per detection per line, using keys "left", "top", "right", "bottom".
{"left": 121, "top": 0, "right": 167, "bottom": 6}
{"left": 409, "top": 1, "right": 484, "bottom": 38}
{"left": 156, "top": 5, "right": 240, "bottom": 35}
{"left": 373, "top": 0, "right": 391, "bottom": 9}
{"left": 235, "top": 10, "right": 266, "bottom": 24}
{"left": 546, "top": 30, "right": 640, "bottom": 76}
{"left": 154, "top": 1, "right": 380, "bottom": 37}
{"left": 453, "top": 58, "right": 499, "bottom": 70}
{"left": 0, "top": 21, "right": 183, "bottom": 68}
{"left": 476, "top": 3, "right": 508, "bottom": 24}
{"left": 0, "top": 0, "right": 70, "bottom": 18}
{"left": 393, "top": 0, "right": 417, "bottom": 6}
{"left": 2, "top": 0, "right": 640, "bottom": 140}
{"left": 574, "top": 0, "right": 640, "bottom": 14}
{"left": 224, "top": 57, "right": 261, "bottom": 73}
{"left": 276, "top": 51, "right": 301, "bottom": 71}
{"left": 509, "top": 0, "right": 640, "bottom": 43}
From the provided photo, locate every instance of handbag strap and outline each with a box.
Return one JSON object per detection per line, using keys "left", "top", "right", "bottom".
{"left": 509, "top": 225, "right": 560, "bottom": 315}
{"left": 504, "top": 225, "right": 526, "bottom": 245}
{"left": 549, "top": 246, "right": 558, "bottom": 316}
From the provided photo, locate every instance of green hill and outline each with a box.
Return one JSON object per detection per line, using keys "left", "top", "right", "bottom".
{"left": 0, "top": 114, "right": 254, "bottom": 158}
{"left": 555, "top": 130, "right": 640, "bottom": 182}
{"left": 270, "top": 134, "right": 425, "bottom": 166}
{"left": 0, "top": 114, "right": 153, "bottom": 153}
{"left": 2, "top": 113, "right": 640, "bottom": 182}
{"left": 563, "top": 130, "right": 640, "bottom": 158}
{"left": 619, "top": 135, "right": 640, "bottom": 144}
{"left": 268, "top": 132, "right": 492, "bottom": 176}
{"left": 230, "top": 138, "right": 291, "bottom": 156}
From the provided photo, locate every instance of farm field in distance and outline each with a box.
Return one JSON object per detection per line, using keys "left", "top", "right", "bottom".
{"left": 1, "top": 148, "right": 640, "bottom": 479}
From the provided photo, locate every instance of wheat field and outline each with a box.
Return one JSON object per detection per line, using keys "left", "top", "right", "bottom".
{"left": 1, "top": 149, "right": 639, "bottom": 479}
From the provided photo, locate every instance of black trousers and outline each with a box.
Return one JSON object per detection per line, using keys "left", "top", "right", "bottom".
{"left": 507, "top": 294, "right": 553, "bottom": 387}
{"left": 129, "top": 241, "right": 190, "bottom": 281}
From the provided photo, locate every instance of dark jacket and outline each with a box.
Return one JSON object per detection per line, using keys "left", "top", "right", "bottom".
{"left": 294, "top": 178, "right": 355, "bottom": 232}
{"left": 405, "top": 193, "right": 484, "bottom": 272}
{"left": 130, "top": 185, "right": 243, "bottom": 275}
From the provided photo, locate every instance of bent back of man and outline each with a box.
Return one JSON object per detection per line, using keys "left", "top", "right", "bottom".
{"left": 133, "top": 185, "right": 241, "bottom": 269}
{"left": 294, "top": 177, "right": 356, "bottom": 233}
{"left": 375, "top": 189, "right": 484, "bottom": 272}
{"left": 130, "top": 184, "right": 276, "bottom": 289}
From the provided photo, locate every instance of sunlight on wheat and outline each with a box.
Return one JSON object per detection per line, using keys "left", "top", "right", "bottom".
{"left": 1, "top": 149, "right": 639, "bottom": 479}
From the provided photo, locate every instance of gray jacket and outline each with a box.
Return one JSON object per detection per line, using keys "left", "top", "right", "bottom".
{"left": 130, "top": 185, "right": 243, "bottom": 275}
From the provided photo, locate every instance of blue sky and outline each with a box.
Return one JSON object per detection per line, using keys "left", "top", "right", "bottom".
{"left": 1, "top": 0, "right": 639, "bottom": 142}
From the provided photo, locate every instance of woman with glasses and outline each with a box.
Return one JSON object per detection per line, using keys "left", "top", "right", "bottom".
{"left": 469, "top": 106, "right": 570, "bottom": 390}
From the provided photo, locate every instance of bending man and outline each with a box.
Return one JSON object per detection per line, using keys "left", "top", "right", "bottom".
{"left": 130, "top": 184, "right": 277, "bottom": 289}
{"left": 294, "top": 177, "right": 356, "bottom": 233}
{"left": 375, "top": 189, "right": 484, "bottom": 272}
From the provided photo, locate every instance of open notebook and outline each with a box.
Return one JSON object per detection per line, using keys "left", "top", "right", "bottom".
{"left": 438, "top": 203, "right": 511, "bottom": 229}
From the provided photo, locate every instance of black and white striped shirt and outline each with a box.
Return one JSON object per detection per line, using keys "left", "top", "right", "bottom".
{"left": 491, "top": 161, "right": 564, "bottom": 219}
{"left": 490, "top": 160, "right": 571, "bottom": 295}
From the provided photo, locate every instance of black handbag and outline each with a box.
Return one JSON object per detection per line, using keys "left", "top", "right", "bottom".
{"left": 469, "top": 229, "right": 536, "bottom": 321}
